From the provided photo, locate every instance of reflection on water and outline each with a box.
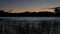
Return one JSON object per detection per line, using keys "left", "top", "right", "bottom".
{"left": 0, "top": 17, "right": 60, "bottom": 34}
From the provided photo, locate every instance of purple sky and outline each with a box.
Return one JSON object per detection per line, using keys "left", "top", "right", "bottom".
{"left": 0, "top": 0, "right": 60, "bottom": 12}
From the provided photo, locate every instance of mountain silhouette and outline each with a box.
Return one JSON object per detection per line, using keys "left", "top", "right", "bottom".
{"left": 0, "top": 11, "right": 55, "bottom": 17}
{"left": 0, "top": 7, "right": 60, "bottom": 17}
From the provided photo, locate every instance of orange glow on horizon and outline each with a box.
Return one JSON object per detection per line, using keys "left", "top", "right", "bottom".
{"left": 2, "top": 8, "right": 55, "bottom": 13}
{"left": 7, "top": 8, "right": 55, "bottom": 13}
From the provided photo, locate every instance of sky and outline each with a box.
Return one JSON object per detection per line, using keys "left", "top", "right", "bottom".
{"left": 0, "top": 0, "right": 60, "bottom": 13}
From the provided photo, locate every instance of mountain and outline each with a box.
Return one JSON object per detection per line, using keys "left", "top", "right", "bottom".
{"left": 0, "top": 10, "right": 55, "bottom": 17}
{"left": 0, "top": 7, "right": 60, "bottom": 17}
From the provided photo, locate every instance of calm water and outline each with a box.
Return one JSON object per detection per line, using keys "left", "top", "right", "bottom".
{"left": 0, "top": 17, "right": 60, "bottom": 34}
{"left": 0, "top": 17, "right": 60, "bottom": 20}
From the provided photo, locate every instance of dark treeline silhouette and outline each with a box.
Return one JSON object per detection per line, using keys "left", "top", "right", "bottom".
{"left": 54, "top": 7, "right": 60, "bottom": 16}
{"left": 0, "top": 7, "right": 60, "bottom": 17}
{"left": 0, "top": 11, "right": 55, "bottom": 17}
